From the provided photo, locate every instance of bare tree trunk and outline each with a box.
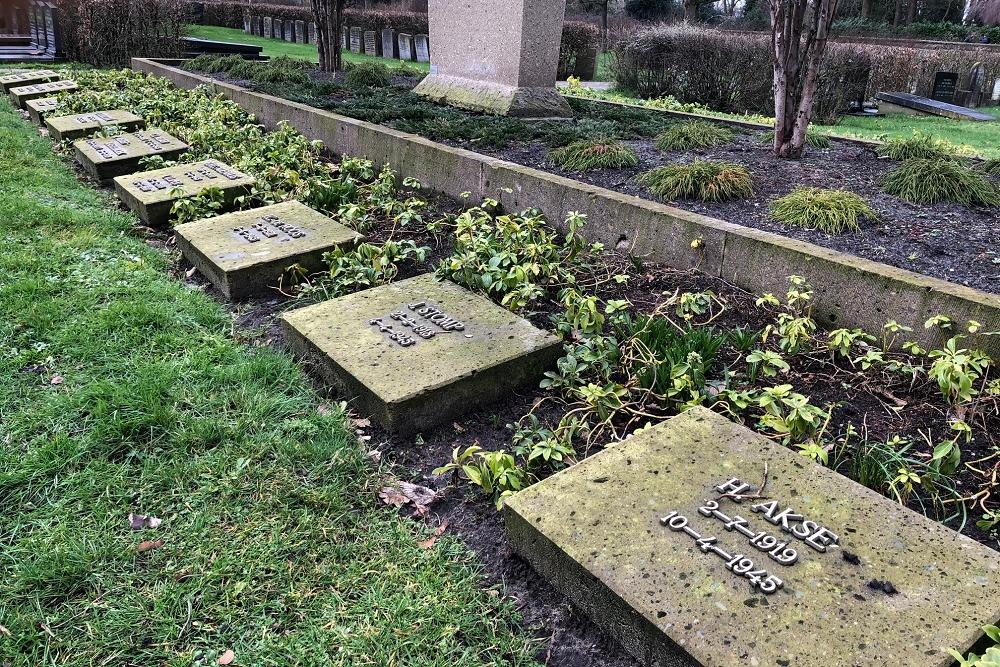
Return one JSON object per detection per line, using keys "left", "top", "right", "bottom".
{"left": 892, "top": 0, "right": 904, "bottom": 25}
{"left": 601, "top": 1, "right": 609, "bottom": 50}
{"left": 311, "top": 0, "right": 343, "bottom": 72}
{"left": 770, "top": 0, "right": 839, "bottom": 158}
{"left": 861, "top": 0, "right": 873, "bottom": 18}
{"left": 684, "top": 0, "right": 698, "bottom": 21}
{"left": 907, "top": 0, "right": 917, "bottom": 23}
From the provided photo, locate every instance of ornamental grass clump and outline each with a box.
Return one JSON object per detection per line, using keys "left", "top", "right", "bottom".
{"left": 345, "top": 62, "right": 392, "bottom": 88}
{"left": 983, "top": 159, "right": 1000, "bottom": 176}
{"left": 876, "top": 133, "right": 958, "bottom": 161}
{"left": 882, "top": 158, "right": 1000, "bottom": 207}
{"left": 770, "top": 187, "right": 877, "bottom": 234}
{"left": 637, "top": 160, "right": 753, "bottom": 202}
{"left": 759, "top": 130, "right": 831, "bottom": 149}
{"left": 549, "top": 138, "right": 639, "bottom": 171}
{"left": 654, "top": 120, "right": 734, "bottom": 150}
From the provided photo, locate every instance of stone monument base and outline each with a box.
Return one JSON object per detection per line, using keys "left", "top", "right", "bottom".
{"left": 414, "top": 74, "right": 572, "bottom": 118}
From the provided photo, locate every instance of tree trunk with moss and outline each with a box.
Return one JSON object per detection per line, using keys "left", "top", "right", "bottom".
{"left": 770, "top": 0, "right": 839, "bottom": 159}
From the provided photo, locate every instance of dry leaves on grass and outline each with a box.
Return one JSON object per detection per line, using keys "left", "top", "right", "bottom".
{"left": 378, "top": 479, "right": 438, "bottom": 517}
{"left": 137, "top": 539, "right": 165, "bottom": 553}
{"left": 418, "top": 521, "right": 449, "bottom": 549}
{"left": 218, "top": 649, "right": 235, "bottom": 665}
{"left": 128, "top": 513, "right": 162, "bottom": 530}
{"left": 50, "top": 375, "right": 63, "bottom": 385}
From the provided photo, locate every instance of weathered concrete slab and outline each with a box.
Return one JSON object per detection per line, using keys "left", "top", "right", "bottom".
{"left": 0, "top": 69, "right": 60, "bottom": 94}
{"left": 505, "top": 407, "right": 1000, "bottom": 667}
{"left": 113, "top": 159, "right": 255, "bottom": 227}
{"left": 74, "top": 128, "right": 188, "bottom": 181}
{"left": 175, "top": 201, "right": 362, "bottom": 300}
{"left": 9, "top": 79, "right": 78, "bottom": 109}
{"left": 24, "top": 96, "right": 59, "bottom": 125}
{"left": 876, "top": 91, "right": 997, "bottom": 121}
{"left": 281, "top": 273, "right": 561, "bottom": 434}
{"left": 46, "top": 110, "right": 145, "bottom": 142}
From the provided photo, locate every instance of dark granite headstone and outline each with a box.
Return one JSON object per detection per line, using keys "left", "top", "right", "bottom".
{"left": 931, "top": 72, "right": 958, "bottom": 103}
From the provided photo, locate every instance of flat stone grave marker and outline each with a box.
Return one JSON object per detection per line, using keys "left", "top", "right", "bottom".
{"left": 350, "top": 27, "right": 362, "bottom": 53}
{"left": 414, "top": 34, "right": 430, "bottom": 63}
{"left": 363, "top": 30, "right": 377, "bottom": 56}
{"left": 175, "top": 200, "right": 362, "bottom": 300}
{"left": 113, "top": 159, "right": 255, "bottom": 227}
{"left": 398, "top": 33, "right": 414, "bottom": 61}
{"left": 381, "top": 28, "right": 397, "bottom": 59}
{"left": 46, "top": 110, "right": 145, "bottom": 142}
{"left": 0, "top": 69, "right": 60, "bottom": 94}
{"left": 281, "top": 273, "right": 561, "bottom": 434}
{"left": 505, "top": 407, "right": 1000, "bottom": 667}
{"left": 74, "top": 128, "right": 189, "bottom": 181}
{"left": 9, "top": 80, "right": 78, "bottom": 110}
{"left": 24, "top": 96, "right": 59, "bottom": 125}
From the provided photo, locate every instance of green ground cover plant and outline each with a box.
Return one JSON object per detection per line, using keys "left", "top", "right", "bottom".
{"left": 345, "top": 61, "right": 393, "bottom": 88}
{"left": 876, "top": 132, "right": 959, "bottom": 160}
{"left": 637, "top": 160, "right": 754, "bottom": 202}
{"left": 770, "top": 187, "right": 878, "bottom": 234}
{"left": 549, "top": 138, "right": 639, "bottom": 171}
{"left": 882, "top": 158, "right": 1000, "bottom": 206}
{"left": 654, "top": 120, "right": 735, "bottom": 150}
{"left": 185, "top": 53, "right": 312, "bottom": 84}
{"left": 0, "top": 77, "right": 539, "bottom": 666}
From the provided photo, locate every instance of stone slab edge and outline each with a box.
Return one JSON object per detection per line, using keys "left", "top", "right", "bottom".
{"left": 132, "top": 58, "right": 1000, "bottom": 355}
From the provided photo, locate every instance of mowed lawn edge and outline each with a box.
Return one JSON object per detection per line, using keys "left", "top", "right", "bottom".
{"left": 0, "top": 98, "right": 537, "bottom": 666}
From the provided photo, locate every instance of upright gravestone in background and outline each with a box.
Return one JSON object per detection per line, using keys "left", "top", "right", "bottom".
{"left": 363, "top": 30, "right": 378, "bottom": 56}
{"left": 295, "top": 20, "right": 306, "bottom": 44}
{"left": 263, "top": 17, "right": 272, "bottom": 38}
{"left": 308, "top": 22, "right": 317, "bottom": 44}
{"left": 414, "top": 0, "right": 572, "bottom": 117}
{"left": 381, "top": 28, "right": 397, "bottom": 59}
{"left": 281, "top": 274, "right": 561, "bottom": 434}
{"left": 341, "top": 25, "right": 348, "bottom": 50}
{"left": 505, "top": 407, "right": 1000, "bottom": 667}
{"left": 273, "top": 19, "right": 283, "bottom": 40}
{"left": 398, "top": 33, "right": 414, "bottom": 61}
{"left": 931, "top": 71, "right": 958, "bottom": 104}
{"left": 350, "top": 27, "right": 362, "bottom": 54}
{"left": 284, "top": 21, "right": 294, "bottom": 42}
{"left": 414, "top": 34, "right": 430, "bottom": 63}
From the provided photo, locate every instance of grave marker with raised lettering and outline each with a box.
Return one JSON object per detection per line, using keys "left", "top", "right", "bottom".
{"left": 505, "top": 407, "right": 1000, "bottom": 667}
{"left": 113, "top": 159, "right": 255, "bottom": 227}
{"left": 296, "top": 20, "right": 306, "bottom": 44}
{"left": 350, "top": 27, "right": 362, "bottom": 53}
{"left": 9, "top": 80, "right": 78, "bottom": 109}
{"left": 175, "top": 201, "right": 362, "bottom": 300}
{"left": 414, "top": 34, "right": 430, "bottom": 63}
{"left": 281, "top": 273, "right": 561, "bottom": 434}
{"left": 74, "top": 128, "right": 188, "bottom": 181}
{"left": 0, "top": 69, "right": 60, "bottom": 94}
{"left": 24, "top": 97, "right": 59, "bottom": 125}
{"left": 46, "top": 110, "right": 145, "bottom": 142}
{"left": 364, "top": 30, "right": 378, "bottom": 56}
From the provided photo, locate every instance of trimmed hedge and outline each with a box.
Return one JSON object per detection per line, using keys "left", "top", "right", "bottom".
{"left": 61, "top": 0, "right": 187, "bottom": 66}
{"left": 610, "top": 24, "right": 1000, "bottom": 123}
{"left": 559, "top": 21, "right": 600, "bottom": 80}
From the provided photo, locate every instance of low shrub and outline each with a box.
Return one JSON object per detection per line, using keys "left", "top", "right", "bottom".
{"left": 549, "top": 139, "right": 639, "bottom": 171}
{"left": 759, "top": 130, "right": 831, "bottom": 149}
{"left": 882, "top": 158, "right": 1000, "bottom": 207}
{"left": 559, "top": 21, "right": 601, "bottom": 80}
{"left": 770, "top": 187, "right": 877, "bottom": 234}
{"left": 345, "top": 62, "right": 392, "bottom": 88}
{"left": 637, "top": 160, "right": 753, "bottom": 202}
{"left": 655, "top": 120, "right": 734, "bottom": 150}
{"left": 876, "top": 133, "right": 958, "bottom": 161}
{"left": 185, "top": 54, "right": 312, "bottom": 84}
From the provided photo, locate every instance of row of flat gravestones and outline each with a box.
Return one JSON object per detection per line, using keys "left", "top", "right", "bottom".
{"left": 7, "top": 68, "right": 1000, "bottom": 667}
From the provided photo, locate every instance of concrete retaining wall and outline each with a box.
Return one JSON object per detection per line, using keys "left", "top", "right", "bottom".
{"left": 132, "top": 58, "right": 1000, "bottom": 354}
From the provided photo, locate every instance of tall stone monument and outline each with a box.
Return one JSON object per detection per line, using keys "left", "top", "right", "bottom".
{"left": 414, "top": 0, "right": 572, "bottom": 118}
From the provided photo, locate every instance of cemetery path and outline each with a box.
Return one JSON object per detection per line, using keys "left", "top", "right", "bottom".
{"left": 0, "top": 99, "right": 539, "bottom": 666}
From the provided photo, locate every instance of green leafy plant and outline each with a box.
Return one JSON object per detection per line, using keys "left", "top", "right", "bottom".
{"left": 637, "top": 160, "right": 753, "bottom": 202}
{"left": 745, "top": 349, "right": 790, "bottom": 377}
{"left": 549, "top": 138, "right": 639, "bottom": 171}
{"left": 345, "top": 62, "right": 392, "bottom": 88}
{"left": 558, "top": 288, "right": 606, "bottom": 335}
{"left": 876, "top": 132, "right": 958, "bottom": 161}
{"left": 927, "top": 336, "right": 991, "bottom": 405}
{"left": 769, "top": 187, "right": 877, "bottom": 234}
{"left": 654, "top": 120, "right": 734, "bottom": 150}
{"left": 755, "top": 384, "right": 829, "bottom": 443}
{"left": 170, "top": 185, "right": 227, "bottom": 225}
{"left": 434, "top": 445, "right": 527, "bottom": 509}
{"left": 947, "top": 626, "right": 1000, "bottom": 667}
{"left": 309, "top": 240, "right": 427, "bottom": 298}
{"left": 185, "top": 54, "right": 313, "bottom": 85}
{"left": 882, "top": 158, "right": 1000, "bottom": 207}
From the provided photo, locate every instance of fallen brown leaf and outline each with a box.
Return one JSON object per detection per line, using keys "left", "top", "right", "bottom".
{"left": 0, "top": 624, "right": 10, "bottom": 637}
{"left": 50, "top": 375, "right": 63, "bottom": 385}
{"left": 352, "top": 417, "right": 371, "bottom": 429}
{"left": 218, "top": 649, "right": 235, "bottom": 665}
{"left": 418, "top": 521, "right": 449, "bottom": 549}
{"left": 128, "top": 513, "right": 162, "bottom": 530}
{"left": 378, "top": 479, "right": 438, "bottom": 515}
{"left": 137, "top": 539, "right": 165, "bottom": 553}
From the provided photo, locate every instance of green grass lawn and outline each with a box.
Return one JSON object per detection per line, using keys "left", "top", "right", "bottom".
{"left": 186, "top": 24, "right": 430, "bottom": 71}
{"left": 825, "top": 111, "right": 1000, "bottom": 159}
{"left": 0, "top": 97, "right": 535, "bottom": 665}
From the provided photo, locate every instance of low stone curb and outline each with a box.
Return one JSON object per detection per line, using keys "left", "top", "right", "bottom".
{"left": 131, "top": 58, "right": 1000, "bottom": 354}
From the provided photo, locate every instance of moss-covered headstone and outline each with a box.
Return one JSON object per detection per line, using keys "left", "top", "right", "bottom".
{"left": 0, "top": 69, "right": 60, "bottom": 94}
{"left": 74, "top": 128, "right": 188, "bottom": 181}
{"left": 46, "top": 110, "right": 145, "bottom": 142}
{"left": 504, "top": 407, "right": 1000, "bottom": 667}
{"left": 281, "top": 273, "right": 561, "bottom": 434}
{"left": 24, "top": 97, "right": 59, "bottom": 125}
{"left": 9, "top": 80, "right": 78, "bottom": 109}
{"left": 175, "top": 201, "right": 362, "bottom": 300}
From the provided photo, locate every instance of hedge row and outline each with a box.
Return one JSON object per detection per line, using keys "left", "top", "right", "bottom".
{"left": 610, "top": 24, "right": 1000, "bottom": 123}
{"left": 61, "top": 0, "right": 187, "bottom": 67}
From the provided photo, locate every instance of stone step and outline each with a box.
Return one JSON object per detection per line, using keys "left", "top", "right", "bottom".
{"left": 504, "top": 406, "right": 1000, "bottom": 667}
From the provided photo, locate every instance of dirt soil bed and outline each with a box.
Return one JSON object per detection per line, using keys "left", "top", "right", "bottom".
{"left": 196, "top": 68, "right": 1000, "bottom": 295}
